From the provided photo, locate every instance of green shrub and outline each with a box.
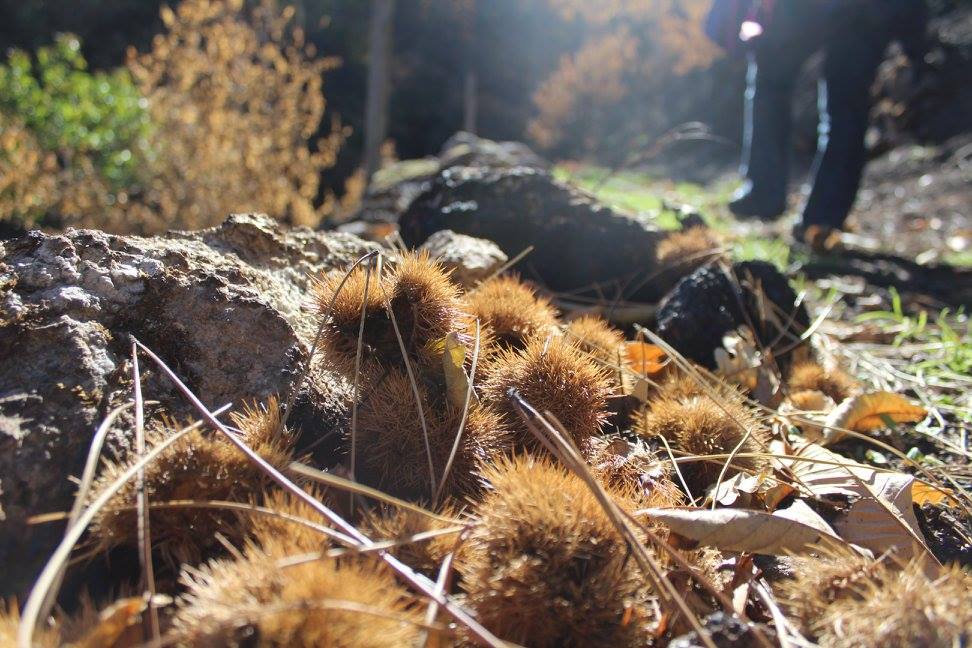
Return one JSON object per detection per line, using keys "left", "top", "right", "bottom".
{"left": 0, "top": 33, "right": 151, "bottom": 189}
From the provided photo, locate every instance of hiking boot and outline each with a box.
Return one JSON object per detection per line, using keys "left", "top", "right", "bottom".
{"left": 728, "top": 186, "right": 786, "bottom": 221}
{"left": 791, "top": 222, "right": 843, "bottom": 253}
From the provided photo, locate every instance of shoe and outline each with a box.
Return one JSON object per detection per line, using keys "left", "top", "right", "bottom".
{"left": 728, "top": 185, "right": 786, "bottom": 221}
{"left": 792, "top": 222, "right": 843, "bottom": 253}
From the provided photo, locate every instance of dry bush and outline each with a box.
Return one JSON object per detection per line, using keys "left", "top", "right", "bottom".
{"left": 1, "top": 0, "right": 344, "bottom": 233}
{"left": 530, "top": 0, "right": 719, "bottom": 154}
{"left": 126, "top": 0, "right": 346, "bottom": 231}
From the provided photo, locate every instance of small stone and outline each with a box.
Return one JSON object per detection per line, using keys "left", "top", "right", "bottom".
{"left": 418, "top": 229, "right": 507, "bottom": 289}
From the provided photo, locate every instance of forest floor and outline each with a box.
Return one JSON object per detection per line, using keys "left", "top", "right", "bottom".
{"left": 557, "top": 138, "right": 972, "bottom": 495}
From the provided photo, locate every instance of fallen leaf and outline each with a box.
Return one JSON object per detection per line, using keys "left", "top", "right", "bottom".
{"left": 911, "top": 481, "right": 960, "bottom": 508}
{"left": 441, "top": 332, "right": 476, "bottom": 408}
{"left": 641, "top": 499, "right": 844, "bottom": 555}
{"left": 822, "top": 391, "right": 926, "bottom": 444}
{"left": 619, "top": 341, "right": 668, "bottom": 402}
{"left": 774, "top": 441, "right": 930, "bottom": 559}
{"left": 74, "top": 597, "right": 146, "bottom": 648}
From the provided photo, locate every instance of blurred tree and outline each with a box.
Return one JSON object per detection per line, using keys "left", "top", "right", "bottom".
{"left": 363, "top": 0, "right": 396, "bottom": 178}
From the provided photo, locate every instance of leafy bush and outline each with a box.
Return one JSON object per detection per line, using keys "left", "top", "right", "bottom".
{"left": 1, "top": 0, "right": 344, "bottom": 233}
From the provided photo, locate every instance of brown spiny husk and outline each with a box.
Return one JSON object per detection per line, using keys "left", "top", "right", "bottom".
{"left": 464, "top": 275, "right": 558, "bottom": 350}
{"left": 361, "top": 504, "right": 464, "bottom": 578}
{"left": 633, "top": 389, "right": 768, "bottom": 496}
{"left": 313, "top": 263, "right": 390, "bottom": 375}
{"left": 242, "top": 486, "right": 337, "bottom": 556}
{"left": 458, "top": 455, "right": 654, "bottom": 647}
{"left": 481, "top": 336, "right": 612, "bottom": 450}
{"left": 353, "top": 368, "right": 511, "bottom": 500}
{"left": 1, "top": 600, "right": 59, "bottom": 648}
{"left": 787, "top": 361, "right": 859, "bottom": 403}
{"left": 655, "top": 226, "right": 722, "bottom": 268}
{"left": 173, "top": 547, "right": 424, "bottom": 647}
{"left": 565, "top": 315, "right": 625, "bottom": 364}
{"left": 580, "top": 435, "right": 683, "bottom": 507}
{"left": 314, "top": 253, "right": 467, "bottom": 374}
{"left": 780, "top": 553, "right": 972, "bottom": 647}
{"left": 89, "top": 399, "right": 294, "bottom": 568}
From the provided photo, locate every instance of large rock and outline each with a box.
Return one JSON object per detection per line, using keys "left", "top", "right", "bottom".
{"left": 400, "top": 166, "right": 675, "bottom": 302}
{"left": 351, "top": 132, "right": 549, "bottom": 225}
{"left": 0, "top": 213, "right": 375, "bottom": 598}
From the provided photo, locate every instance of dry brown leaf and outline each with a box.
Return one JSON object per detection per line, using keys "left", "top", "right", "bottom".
{"left": 73, "top": 597, "right": 146, "bottom": 648}
{"left": 773, "top": 441, "right": 930, "bottom": 560}
{"left": 641, "top": 499, "right": 843, "bottom": 555}
{"left": 822, "top": 391, "right": 926, "bottom": 444}
{"left": 911, "top": 481, "right": 960, "bottom": 507}
{"left": 619, "top": 341, "right": 668, "bottom": 402}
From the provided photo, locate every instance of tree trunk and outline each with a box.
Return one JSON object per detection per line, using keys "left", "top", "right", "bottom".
{"left": 363, "top": 0, "right": 395, "bottom": 179}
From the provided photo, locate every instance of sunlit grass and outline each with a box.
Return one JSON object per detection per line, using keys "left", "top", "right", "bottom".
{"left": 555, "top": 162, "right": 792, "bottom": 270}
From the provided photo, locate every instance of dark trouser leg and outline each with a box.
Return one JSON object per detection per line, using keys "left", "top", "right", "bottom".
{"left": 732, "top": 4, "right": 823, "bottom": 219}
{"left": 801, "top": 13, "right": 891, "bottom": 229}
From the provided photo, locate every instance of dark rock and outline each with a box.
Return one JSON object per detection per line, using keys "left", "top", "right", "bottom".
{"left": 668, "top": 611, "right": 772, "bottom": 648}
{"left": 655, "top": 260, "right": 809, "bottom": 369}
{"left": 400, "top": 166, "right": 676, "bottom": 302}
{"left": 0, "top": 213, "right": 375, "bottom": 598}
{"left": 351, "top": 132, "right": 549, "bottom": 225}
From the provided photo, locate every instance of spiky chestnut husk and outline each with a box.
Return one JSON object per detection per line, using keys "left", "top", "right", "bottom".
{"left": 242, "top": 486, "right": 337, "bottom": 556}
{"left": 788, "top": 361, "right": 858, "bottom": 403}
{"left": 314, "top": 253, "right": 467, "bottom": 375}
{"left": 780, "top": 554, "right": 972, "bottom": 648}
{"left": 655, "top": 226, "right": 723, "bottom": 268}
{"left": 633, "top": 391, "right": 768, "bottom": 497}
{"left": 361, "top": 505, "right": 464, "bottom": 578}
{"left": 1, "top": 600, "right": 59, "bottom": 648}
{"left": 458, "top": 455, "right": 654, "bottom": 647}
{"left": 353, "top": 368, "right": 512, "bottom": 501}
{"left": 89, "top": 399, "right": 294, "bottom": 568}
{"left": 565, "top": 315, "right": 625, "bottom": 364}
{"left": 580, "top": 435, "right": 683, "bottom": 507}
{"left": 481, "top": 336, "right": 613, "bottom": 450}
{"left": 463, "top": 275, "right": 558, "bottom": 350}
{"left": 173, "top": 547, "right": 423, "bottom": 647}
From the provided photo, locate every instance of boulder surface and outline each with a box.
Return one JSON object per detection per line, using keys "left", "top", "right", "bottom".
{"left": 0, "top": 213, "right": 373, "bottom": 597}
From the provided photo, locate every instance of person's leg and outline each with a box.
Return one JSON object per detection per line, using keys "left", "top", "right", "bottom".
{"left": 730, "top": 3, "right": 825, "bottom": 219}
{"left": 800, "top": 10, "right": 892, "bottom": 230}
